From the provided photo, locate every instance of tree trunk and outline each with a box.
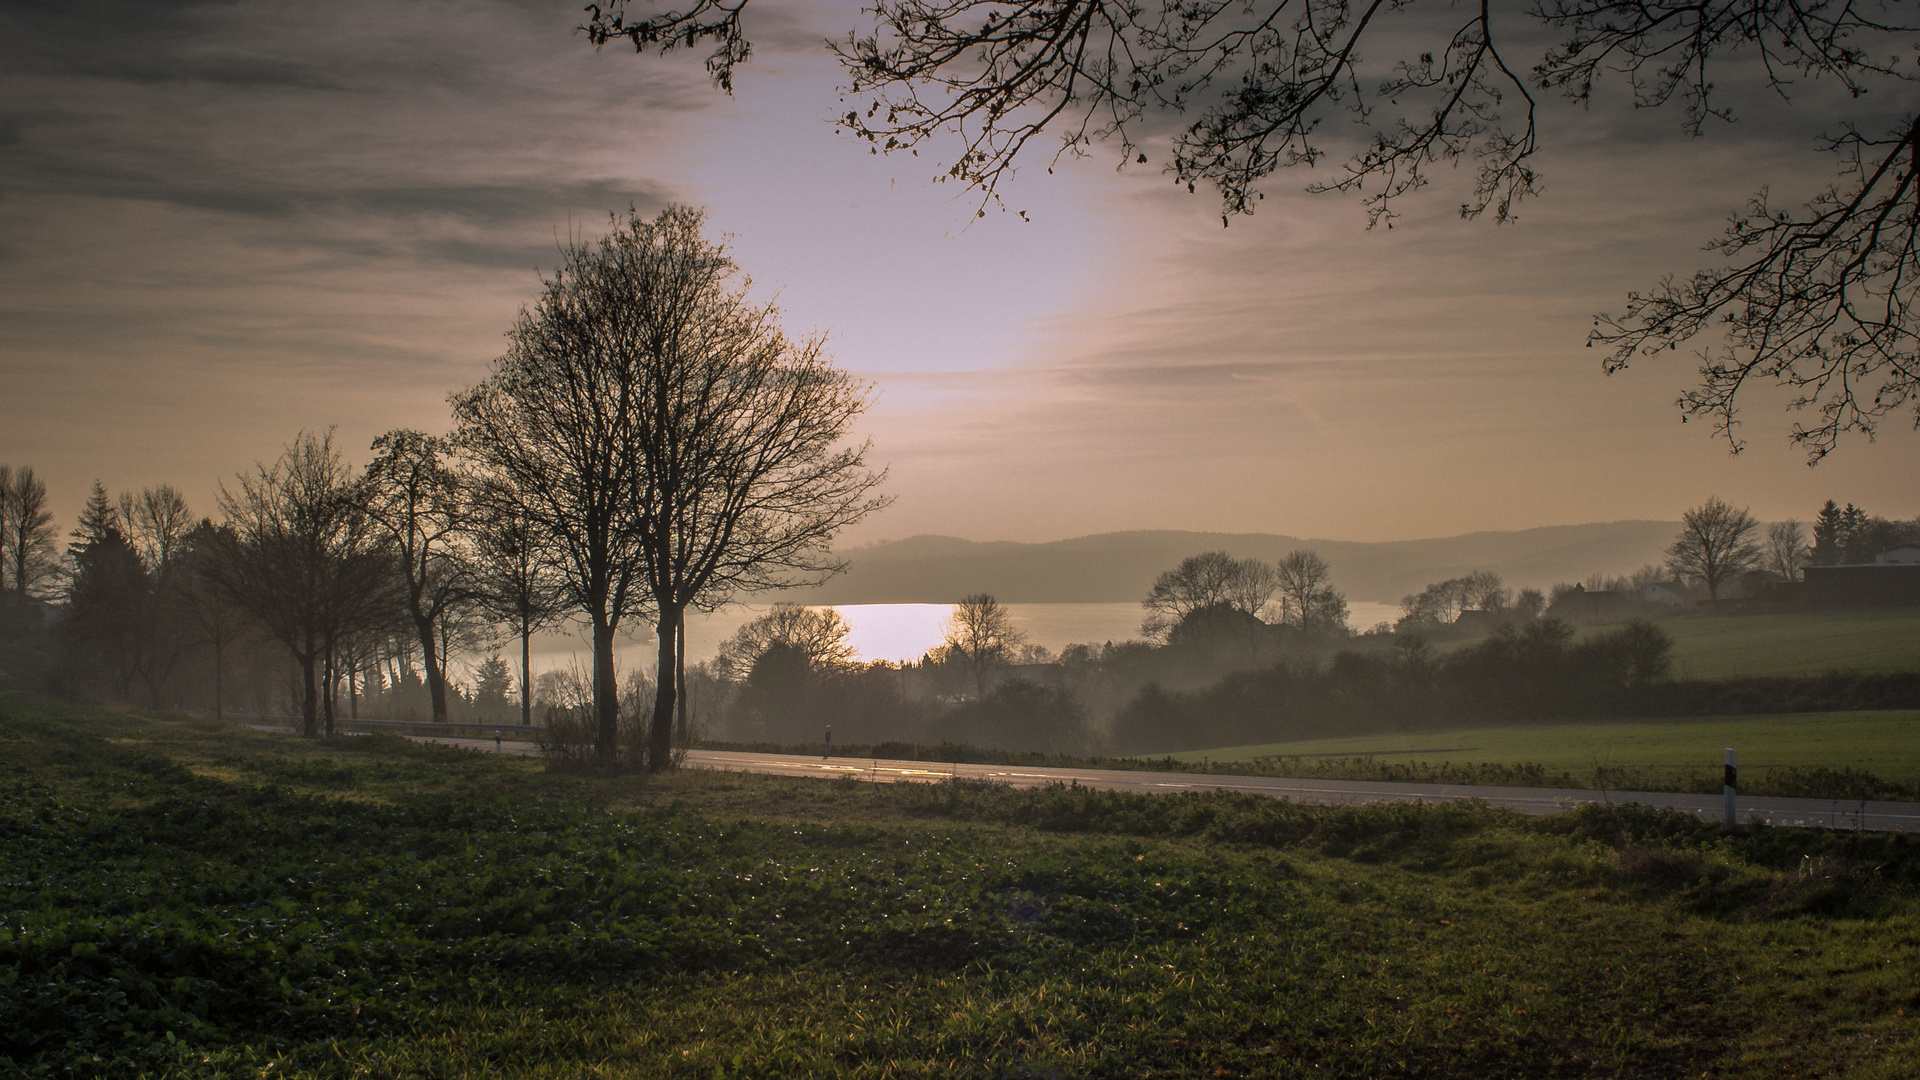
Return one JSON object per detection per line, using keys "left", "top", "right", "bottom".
{"left": 592, "top": 613, "right": 619, "bottom": 763}
{"left": 414, "top": 616, "right": 450, "bottom": 723}
{"left": 648, "top": 607, "right": 680, "bottom": 772}
{"left": 322, "top": 645, "right": 337, "bottom": 737}
{"left": 299, "top": 651, "right": 319, "bottom": 737}
{"left": 212, "top": 638, "right": 224, "bottom": 723}
{"left": 520, "top": 620, "right": 533, "bottom": 726}
{"left": 675, "top": 610, "right": 687, "bottom": 744}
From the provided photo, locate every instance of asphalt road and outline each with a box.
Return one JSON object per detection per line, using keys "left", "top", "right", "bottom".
{"left": 395, "top": 733, "right": 1920, "bottom": 833}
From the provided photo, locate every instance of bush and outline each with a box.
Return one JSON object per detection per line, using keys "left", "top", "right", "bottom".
{"left": 933, "top": 679, "right": 1090, "bottom": 754}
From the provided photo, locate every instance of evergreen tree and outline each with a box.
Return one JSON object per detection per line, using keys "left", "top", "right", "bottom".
{"left": 60, "top": 524, "right": 151, "bottom": 700}
{"left": 1811, "top": 501, "right": 1845, "bottom": 566}
{"left": 1838, "top": 504, "right": 1872, "bottom": 563}
{"left": 472, "top": 654, "right": 513, "bottom": 718}
{"left": 72, "top": 481, "right": 119, "bottom": 549}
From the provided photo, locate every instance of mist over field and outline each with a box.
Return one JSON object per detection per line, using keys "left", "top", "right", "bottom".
{"left": 6, "top": 3, "right": 1920, "bottom": 1077}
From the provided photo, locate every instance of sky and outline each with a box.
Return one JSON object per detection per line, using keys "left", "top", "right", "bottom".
{"left": 3, "top": 0, "right": 1916, "bottom": 550}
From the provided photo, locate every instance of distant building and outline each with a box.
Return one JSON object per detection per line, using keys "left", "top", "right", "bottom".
{"left": 1637, "top": 582, "right": 1687, "bottom": 607}
{"left": 1450, "top": 609, "right": 1500, "bottom": 634}
{"left": 1803, "top": 549, "right": 1920, "bottom": 608}
{"left": 1547, "top": 582, "right": 1685, "bottom": 623}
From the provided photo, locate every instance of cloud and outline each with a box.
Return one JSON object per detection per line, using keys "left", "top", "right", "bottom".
{"left": 3, "top": 0, "right": 1915, "bottom": 548}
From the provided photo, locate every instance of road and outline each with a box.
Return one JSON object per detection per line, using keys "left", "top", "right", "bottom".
{"left": 393, "top": 732, "right": 1920, "bottom": 832}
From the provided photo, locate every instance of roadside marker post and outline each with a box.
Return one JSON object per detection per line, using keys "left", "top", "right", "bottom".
{"left": 1724, "top": 748, "right": 1737, "bottom": 829}
{"left": 824, "top": 725, "right": 832, "bottom": 761}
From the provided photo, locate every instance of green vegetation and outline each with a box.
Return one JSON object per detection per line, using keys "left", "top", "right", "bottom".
{"left": 1647, "top": 610, "right": 1920, "bottom": 680}
{"left": 7, "top": 695, "right": 1920, "bottom": 1078}
{"left": 1179, "top": 711, "right": 1920, "bottom": 798}
{"left": 1444, "top": 609, "right": 1920, "bottom": 680}
{"left": 710, "top": 710, "right": 1920, "bottom": 801}
{"left": 1182, "top": 711, "right": 1920, "bottom": 779}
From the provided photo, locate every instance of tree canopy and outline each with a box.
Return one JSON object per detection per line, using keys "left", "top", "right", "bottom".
{"left": 1666, "top": 495, "right": 1763, "bottom": 600}
{"left": 211, "top": 431, "right": 391, "bottom": 736}
{"left": 715, "top": 604, "right": 858, "bottom": 683}
{"left": 455, "top": 206, "right": 886, "bottom": 768}
{"left": 943, "top": 592, "right": 1025, "bottom": 697}
{"left": 1140, "top": 551, "right": 1275, "bottom": 639}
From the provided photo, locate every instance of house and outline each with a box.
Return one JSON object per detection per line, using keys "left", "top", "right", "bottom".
{"left": 1451, "top": 609, "right": 1501, "bottom": 633}
{"left": 1637, "top": 582, "right": 1687, "bottom": 607}
{"left": 1547, "top": 583, "right": 1681, "bottom": 623}
{"left": 1803, "top": 550, "right": 1920, "bottom": 608}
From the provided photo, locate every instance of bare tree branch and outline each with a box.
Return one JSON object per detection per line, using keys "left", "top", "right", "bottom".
{"left": 598, "top": 0, "right": 1920, "bottom": 451}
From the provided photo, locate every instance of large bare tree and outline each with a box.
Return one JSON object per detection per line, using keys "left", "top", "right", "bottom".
{"left": 119, "top": 485, "right": 194, "bottom": 574}
{"left": 363, "top": 429, "right": 479, "bottom": 725}
{"left": 454, "top": 225, "right": 658, "bottom": 761}
{"left": 453, "top": 227, "right": 638, "bottom": 752}
{"left": 714, "top": 603, "right": 858, "bottom": 683}
{"left": 1274, "top": 549, "right": 1346, "bottom": 632}
{"left": 469, "top": 476, "right": 567, "bottom": 726}
{"left": 588, "top": 0, "right": 1920, "bottom": 459}
{"left": 211, "top": 431, "right": 390, "bottom": 736}
{"left": 459, "top": 209, "right": 885, "bottom": 767}
{"left": 1141, "top": 551, "right": 1273, "bottom": 639}
{"left": 1765, "top": 519, "right": 1812, "bottom": 583}
{"left": 122, "top": 484, "right": 198, "bottom": 706}
{"left": 615, "top": 207, "right": 889, "bottom": 771}
{"left": 1, "top": 466, "right": 59, "bottom": 602}
{"left": 943, "top": 592, "right": 1025, "bottom": 699}
{"left": 1666, "top": 495, "right": 1763, "bottom": 600}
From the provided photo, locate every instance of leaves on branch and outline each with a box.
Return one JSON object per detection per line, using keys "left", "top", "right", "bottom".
{"left": 583, "top": 0, "right": 755, "bottom": 92}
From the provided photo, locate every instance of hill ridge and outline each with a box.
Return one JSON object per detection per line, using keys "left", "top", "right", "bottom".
{"left": 800, "top": 521, "right": 1681, "bottom": 605}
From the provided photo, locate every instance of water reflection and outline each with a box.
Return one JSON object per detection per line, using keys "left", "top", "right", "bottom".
{"left": 513, "top": 599, "right": 1403, "bottom": 680}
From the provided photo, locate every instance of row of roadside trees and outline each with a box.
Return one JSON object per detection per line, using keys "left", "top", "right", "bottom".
{"left": 9, "top": 206, "right": 888, "bottom": 771}
{"left": 40, "top": 439, "right": 589, "bottom": 733}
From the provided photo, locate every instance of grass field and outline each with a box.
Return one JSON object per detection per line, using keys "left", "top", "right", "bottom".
{"left": 7, "top": 694, "right": 1920, "bottom": 1078}
{"left": 1434, "top": 608, "right": 1920, "bottom": 679}
{"left": 1635, "top": 609, "right": 1920, "bottom": 679}
{"left": 1178, "top": 710, "right": 1920, "bottom": 786}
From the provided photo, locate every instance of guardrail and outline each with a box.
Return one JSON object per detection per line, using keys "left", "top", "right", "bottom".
{"left": 229, "top": 713, "right": 548, "bottom": 741}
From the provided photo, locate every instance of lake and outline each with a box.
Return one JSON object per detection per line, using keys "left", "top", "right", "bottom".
{"left": 512, "top": 599, "right": 1403, "bottom": 682}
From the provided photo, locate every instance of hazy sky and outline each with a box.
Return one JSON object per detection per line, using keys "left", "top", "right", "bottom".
{"left": 3, "top": 0, "right": 1915, "bottom": 547}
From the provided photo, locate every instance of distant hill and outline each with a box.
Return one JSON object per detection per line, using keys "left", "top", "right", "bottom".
{"left": 790, "top": 522, "right": 1682, "bottom": 605}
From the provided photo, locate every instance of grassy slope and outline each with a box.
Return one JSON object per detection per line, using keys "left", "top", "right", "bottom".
{"left": 1634, "top": 609, "right": 1920, "bottom": 680}
{"left": 6, "top": 696, "right": 1920, "bottom": 1078}
{"left": 1178, "top": 710, "right": 1920, "bottom": 782}
{"left": 1432, "top": 608, "right": 1920, "bottom": 678}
